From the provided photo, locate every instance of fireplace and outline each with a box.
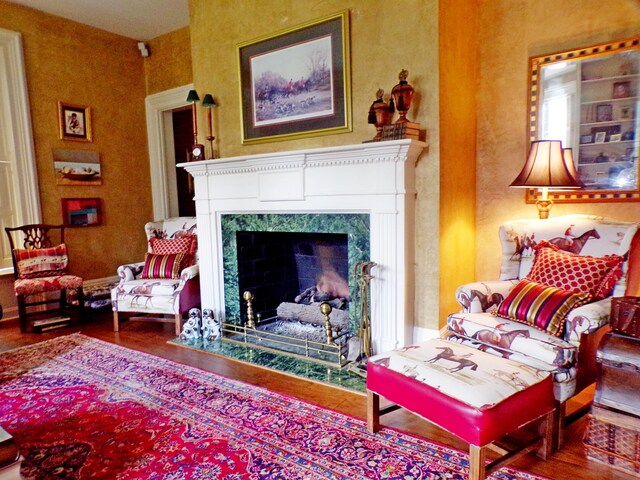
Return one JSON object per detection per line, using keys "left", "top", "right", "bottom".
{"left": 180, "top": 139, "right": 426, "bottom": 354}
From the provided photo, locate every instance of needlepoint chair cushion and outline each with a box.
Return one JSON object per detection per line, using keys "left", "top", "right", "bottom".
{"left": 140, "top": 252, "right": 186, "bottom": 279}
{"left": 15, "top": 244, "right": 68, "bottom": 278}
{"left": 14, "top": 274, "right": 83, "bottom": 296}
{"left": 526, "top": 241, "right": 624, "bottom": 299}
{"left": 495, "top": 278, "right": 591, "bottom": 336}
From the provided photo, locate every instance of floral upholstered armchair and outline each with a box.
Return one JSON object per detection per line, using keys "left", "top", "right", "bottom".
{"left": 111, "top": 217, "right": 199, "bottom": 335}
{"left": 444, "top": 215, "right": 639, "bottom": 413}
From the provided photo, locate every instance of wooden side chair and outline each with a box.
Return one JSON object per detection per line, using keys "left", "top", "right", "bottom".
{"left": 5, "top": 224, "right": 84, "bottom": 333}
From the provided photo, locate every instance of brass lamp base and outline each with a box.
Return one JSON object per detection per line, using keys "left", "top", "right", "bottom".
{"left": 536, "top": 198, "right": 553, "bottom": 219}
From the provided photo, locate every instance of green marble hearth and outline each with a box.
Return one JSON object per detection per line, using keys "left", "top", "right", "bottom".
{"left": 170, "top": 337, "right": 367, "bottom": 394}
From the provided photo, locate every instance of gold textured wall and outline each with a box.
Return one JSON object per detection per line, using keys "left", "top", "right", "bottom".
{"left": 145, "top": 27, "right": 193, "bottom": 95}
{"left": 476, "top": 0, "right": 640, "bottom": 281}
{"left": 189, "top": 0, "right": 443, "bottom": 331}
{"left": 0, "top": 1, "right": 153, "bottom": 309}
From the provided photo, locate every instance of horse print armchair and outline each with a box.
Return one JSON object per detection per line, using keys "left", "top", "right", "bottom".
{"left": 444, "top": 215, "right": 639, "bottom": 411}
{"left": 111, "top": 217, "right": 200, "bottom": 335}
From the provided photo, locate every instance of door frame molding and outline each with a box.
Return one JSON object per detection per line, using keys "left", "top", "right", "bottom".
{"left": 145, "top": 84, "right": 193, "bottom": 220}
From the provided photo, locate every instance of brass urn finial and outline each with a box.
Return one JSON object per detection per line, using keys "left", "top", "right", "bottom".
{"left": 391, "top": 69, "right": 415, "bottom": 124}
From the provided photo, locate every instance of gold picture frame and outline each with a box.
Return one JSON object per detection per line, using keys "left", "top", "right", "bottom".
{"left": 237, "top": 10, "right": 352, "bottom": 145}
{"left": 58, "top": 101, "right": 93, "bottom": 142}
{"left": 527, "top": 36, "right": 640, "bottom": 203}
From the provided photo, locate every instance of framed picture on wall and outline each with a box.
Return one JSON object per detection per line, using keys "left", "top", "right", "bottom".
{"left": 237, "top": 10, "right": 352, "bottom": 145}
{"left": 58, "top": 101, "right": 93, "bottom": 142}
{"left": 61, "top": 198, "right": 102, "bottom": 226}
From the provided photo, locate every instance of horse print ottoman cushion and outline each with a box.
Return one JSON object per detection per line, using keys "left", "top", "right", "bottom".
{"left": 367, "top": 338, "right": 554, "bottom": 448}
{"left": 368, "top": 338, "right": 549, "bottom": 410}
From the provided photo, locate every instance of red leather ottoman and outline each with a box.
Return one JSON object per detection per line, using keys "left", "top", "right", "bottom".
{"left": 367, "top": 338, "right": 556, "bottom": 480}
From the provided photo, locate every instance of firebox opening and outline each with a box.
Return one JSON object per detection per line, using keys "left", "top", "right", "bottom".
{"left": 236, "top": 231, "right": 350, "bottom": 325}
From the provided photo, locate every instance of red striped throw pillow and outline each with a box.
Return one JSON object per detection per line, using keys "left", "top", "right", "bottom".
{"left": 15, "top": 244, "right": 68, "bottom": 278}
{"left": 140, "top": 253, "right": 185, "bottom": 279}
{"left": 496, "top": 279, "right": 591, "bottom": 336}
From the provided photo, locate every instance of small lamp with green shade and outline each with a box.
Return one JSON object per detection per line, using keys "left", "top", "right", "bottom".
{"left": 186, "top": 89, "right": 204, "bottom": 161}
{"left": 202, "top": 94, "right": 217, "bottom": 159}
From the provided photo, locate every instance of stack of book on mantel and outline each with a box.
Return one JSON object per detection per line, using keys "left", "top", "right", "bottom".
{"left": 381, "top": 122, "right": 421, "bottom": 141}
{"left": 0, "top": 427, "right": 21, "bottom": 480}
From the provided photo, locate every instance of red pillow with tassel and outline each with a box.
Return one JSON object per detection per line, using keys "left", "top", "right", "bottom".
{"left": 525, "top": 240, "right": 624, "bottom": 300}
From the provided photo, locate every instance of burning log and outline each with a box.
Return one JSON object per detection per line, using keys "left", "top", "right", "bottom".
{"left": 276, "top": 302, "right": 349, "bottom": 331}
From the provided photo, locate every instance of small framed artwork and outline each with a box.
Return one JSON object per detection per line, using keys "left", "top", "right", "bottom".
{"left": 237, "top": 10, "right": 351, "bottom": 145}
{"left": 619, "top": 104, "right": 634, "bottom": 119}
{"left": 612, "top": 81, "right": 631, "bottom": 99}
{"left": 609, "top": 133, "right": 622, "bottom": 142}
{"left": 58, "top": 101, "right": 92, "bottom": 142}
{"left": 596, "top": 104, "right": 613, "bottom": 122}
{"left": 594, "top": 131, "right": 607, "bottom": 143}
{"left": 53, "top": 149, "right": 101, "bottom": 185}
{"left": 61, "top": 198, "right": 102, "bottom": 227}
{"left": 580, "top": 134, "right": 594, "bottom": 144}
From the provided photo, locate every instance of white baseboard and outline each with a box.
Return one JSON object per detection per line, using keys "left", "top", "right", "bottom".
{"left": 0, "top": 306, "right": 17, "bottom": 322}
{"left": 412, "top": 326, "right": 441, "bottom": 343}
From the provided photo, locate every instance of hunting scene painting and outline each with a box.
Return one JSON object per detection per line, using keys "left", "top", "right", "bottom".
{"left": 251, "top": 35, "right": 334, "bottom": 127}
{"left": 238, "top": 11, "right": 351, "bottom": 144}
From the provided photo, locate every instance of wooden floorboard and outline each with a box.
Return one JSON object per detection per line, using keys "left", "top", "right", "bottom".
{"left": 0, "top": 311, "right": 636, "bottom": 480}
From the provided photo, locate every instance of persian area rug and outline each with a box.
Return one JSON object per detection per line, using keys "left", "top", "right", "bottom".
{"left": 0, "top": 334, "right": 548, "bottom": 480}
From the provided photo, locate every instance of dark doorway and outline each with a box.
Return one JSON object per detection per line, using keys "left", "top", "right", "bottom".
{"left": 172, "top": 108, "right": 195, "bottom": 217}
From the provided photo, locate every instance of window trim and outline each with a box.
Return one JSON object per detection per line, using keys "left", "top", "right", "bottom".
{"left": 0, "top": 28, "right": 41, "bottom": 274}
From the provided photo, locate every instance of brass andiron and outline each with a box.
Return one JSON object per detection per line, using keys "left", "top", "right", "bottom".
{"left": 367, "top": 88, "right": 393, "bottom": 141}
{"left": 391, "top": 69, "right": 415, "bottom": 124}
{"left": 320, "top": 302, "right": 336, "bottom": 345}
{"left": 243, "top": 291, "right": 256, "bottom": 329}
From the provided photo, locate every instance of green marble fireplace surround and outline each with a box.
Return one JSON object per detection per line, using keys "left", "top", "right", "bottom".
{"left": 221, "top": 212, "right": 370, "bottom": 333}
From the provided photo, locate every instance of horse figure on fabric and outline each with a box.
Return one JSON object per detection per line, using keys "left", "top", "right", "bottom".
{"left": 458, "top": 289, "right": 504, "bottom": 313}
{"left": 471, "top": 329, "right": 530, "bottom": 358}
{"left": 427, "top": 347, "right": 478, "bottom": 372}
{"left": 548, "top": 228, "right": 599, "bottom": 254}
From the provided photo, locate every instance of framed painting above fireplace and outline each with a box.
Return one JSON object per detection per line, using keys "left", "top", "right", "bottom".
{"left": 237, "top": 10, "right": 352, "bottom": 145}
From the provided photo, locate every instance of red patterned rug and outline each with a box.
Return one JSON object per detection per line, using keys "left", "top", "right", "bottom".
{"left": 0, "top": 334, "right": 548, "bottom": 479}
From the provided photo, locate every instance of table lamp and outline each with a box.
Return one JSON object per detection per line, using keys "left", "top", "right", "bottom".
{"left": 510, "top": 140, "right": 583, "bottom": 219}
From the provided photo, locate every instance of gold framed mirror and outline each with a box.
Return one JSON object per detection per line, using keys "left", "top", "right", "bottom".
{"left": 528, "top": 36, "right": 639, "bottom": 203}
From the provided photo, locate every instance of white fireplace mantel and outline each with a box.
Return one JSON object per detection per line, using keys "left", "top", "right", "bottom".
{"left": 180, "top": 139, "right": 426, "bottom": 353}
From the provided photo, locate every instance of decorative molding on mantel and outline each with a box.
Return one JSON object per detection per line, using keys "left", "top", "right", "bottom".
{"left": 179, "top": 139, "right": 427, "bottom": 177}
{"left": 180, "top": 138, "right": 427, "bottom": 353}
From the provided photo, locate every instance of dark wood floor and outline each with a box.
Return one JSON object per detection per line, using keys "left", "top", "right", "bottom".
{"left": 0, "top": 311, "right": 635, "bottom": 480}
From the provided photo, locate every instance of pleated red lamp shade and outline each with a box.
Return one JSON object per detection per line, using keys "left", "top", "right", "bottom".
{"left": 510, "top": 140, "right": 583, "bottom": 219}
